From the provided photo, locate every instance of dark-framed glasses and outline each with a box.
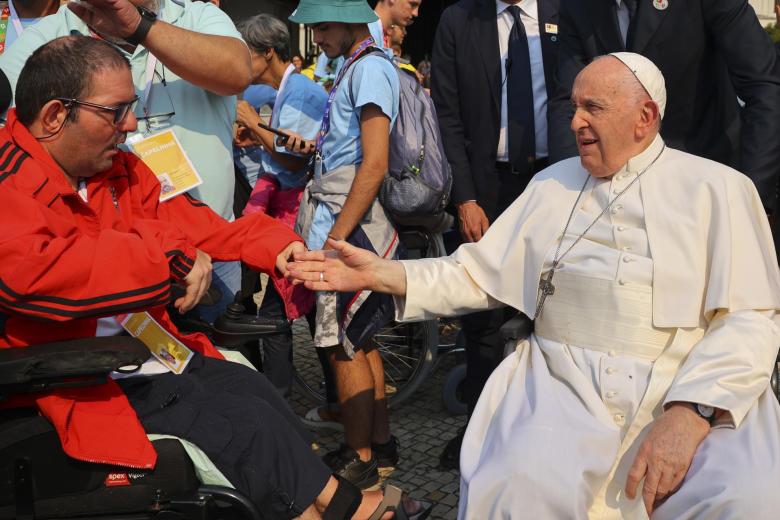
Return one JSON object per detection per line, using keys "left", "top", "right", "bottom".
{"left": 56, "top": 95, "right": 140, "bottom": 125}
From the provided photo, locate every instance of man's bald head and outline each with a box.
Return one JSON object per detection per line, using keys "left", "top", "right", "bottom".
{"left": 569, "top": 55, "right": 663, "bottom": 177}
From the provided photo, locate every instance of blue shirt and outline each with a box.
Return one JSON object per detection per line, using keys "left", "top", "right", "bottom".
{"left": 234, "top": 84, "right": 277, "bottom": 189}
{"left": 307, "top": 55, "right": 399, "bottom": 250}
{"left": 262, "top": 73, "right": 327, "bottom": 190}
{"left": 243, "top": 84, "right": 277, "bottom": 110}
{"left": 0, "top": 0, "right": 243, "bottom": 220}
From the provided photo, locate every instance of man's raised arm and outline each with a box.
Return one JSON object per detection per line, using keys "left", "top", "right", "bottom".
{"left": 69, "top": 0, "right": 251, "bottom": 95}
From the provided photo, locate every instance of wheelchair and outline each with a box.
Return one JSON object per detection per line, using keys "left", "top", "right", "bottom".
{"left": 0, "top": 309, "right": 289, "bottom": 520}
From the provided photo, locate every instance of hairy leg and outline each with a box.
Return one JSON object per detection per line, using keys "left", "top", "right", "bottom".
{"left": 329, "top": 347, "right": 375, "bottom": 461}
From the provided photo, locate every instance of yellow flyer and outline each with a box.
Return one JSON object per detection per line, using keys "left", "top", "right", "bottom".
{"left": 129, "top": 130, "right": 203, "bottom": 202}
{"left": 120, "top": 312, "right": 194, "bottom": 374}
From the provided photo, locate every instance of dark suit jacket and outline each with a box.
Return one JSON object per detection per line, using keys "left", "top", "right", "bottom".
{"left": 431, "top": 0, "right": 559, "bottom": 220}
{"left": 548, "top": 0, "right": 780, "bottom": 212}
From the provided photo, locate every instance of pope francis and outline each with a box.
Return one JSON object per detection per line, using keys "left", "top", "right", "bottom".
{"left": 288, "top": 53, "right": 780, "bottom": 519}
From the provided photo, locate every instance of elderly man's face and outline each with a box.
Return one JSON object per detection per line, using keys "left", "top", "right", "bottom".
{"left": 60, "top": 66, "right": 138, "bottom": 177}
{"left": 570, "top": 59, "right": 648, "bottom": 178}
{"left": 389, "top": 0, "right": 421, "bottom": 26}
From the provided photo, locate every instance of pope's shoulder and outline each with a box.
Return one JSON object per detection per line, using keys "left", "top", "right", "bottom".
{"left": 658, "top": 146, "right": 763, "bottom": 201}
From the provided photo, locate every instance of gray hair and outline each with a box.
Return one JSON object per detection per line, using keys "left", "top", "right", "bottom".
{"left": 237, "top": 14, "right": 291, "bottom": 62}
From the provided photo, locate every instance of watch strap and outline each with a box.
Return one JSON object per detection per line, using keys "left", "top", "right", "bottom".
{"left": 126, "top": 8, "right": 155, "bottom": 46}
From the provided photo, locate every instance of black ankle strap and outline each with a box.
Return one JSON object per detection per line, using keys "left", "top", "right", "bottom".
{"left": 323, "top": 474, "right": 362, "bottom": 520}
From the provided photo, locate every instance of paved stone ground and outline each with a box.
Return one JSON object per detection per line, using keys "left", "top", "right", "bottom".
{"left": 286, "top": 319, "right": 468, "bottom": 519}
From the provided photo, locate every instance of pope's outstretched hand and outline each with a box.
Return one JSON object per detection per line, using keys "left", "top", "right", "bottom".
{"left": 287, "top": 239, "right": 379, "bottom": 292}
{"left": 287, "top": 239, "right": 407, "bottom": 296}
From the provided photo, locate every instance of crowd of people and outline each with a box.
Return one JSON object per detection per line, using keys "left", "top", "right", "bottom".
{"left": 1, "top": 0, "right": 779, "bottom": 518}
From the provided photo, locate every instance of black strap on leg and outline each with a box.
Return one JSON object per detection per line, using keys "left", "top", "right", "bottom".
{"left": 322, "top": 474, "right": 362, "bottom": 520}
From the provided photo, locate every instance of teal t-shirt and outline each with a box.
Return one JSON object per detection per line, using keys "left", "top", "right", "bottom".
{"left": 0, "top": 0, "right": 242, "bottom": 220}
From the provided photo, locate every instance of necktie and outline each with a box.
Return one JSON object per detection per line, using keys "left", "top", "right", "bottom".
{"left": 506, "top": 5, "right": 535, "bottom": 171}
{"left": 624, "top": 0, "right": 638, "bottom": 49}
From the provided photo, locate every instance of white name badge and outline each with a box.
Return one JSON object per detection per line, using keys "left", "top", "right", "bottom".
{"left": 127, "top": 130, "right": 203, "bottom": 202}
{"left": 545, "top": 23, "right": 558, "bottom": 35}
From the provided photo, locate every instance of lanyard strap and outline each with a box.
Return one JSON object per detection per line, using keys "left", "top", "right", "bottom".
{"left": 270, "top": 63, "right": 296, "bottom": 126}
{"left": 7, "top": 0, "right": 22, "bottom": 38}
{"left": 314, "top": 36, "right": 375, "bottom": 153}
{"left": 141, "top": 54, "right": 158, "bottom": 117}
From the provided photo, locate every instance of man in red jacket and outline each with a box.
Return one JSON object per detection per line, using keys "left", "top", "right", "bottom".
{"left": 0, "top": 35, "right": 427, "bottom": 519}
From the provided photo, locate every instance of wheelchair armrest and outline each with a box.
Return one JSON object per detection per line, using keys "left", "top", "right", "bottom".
{"left": 0, "top": 337, "right": 149, "bottom": 399}
{"left": 500, "top": 314, "right": 534, "bottom": 343}
{"left": 211, "top": 313, "right": 291, "bottom": 347}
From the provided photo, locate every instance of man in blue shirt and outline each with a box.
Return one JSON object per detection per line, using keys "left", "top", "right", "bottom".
{"left": 289, "top": 0, "right": 401, "bottom": 490}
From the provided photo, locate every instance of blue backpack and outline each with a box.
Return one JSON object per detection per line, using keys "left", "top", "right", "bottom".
{"left": 349, "top": 51, "right": 452, "bottom": 220}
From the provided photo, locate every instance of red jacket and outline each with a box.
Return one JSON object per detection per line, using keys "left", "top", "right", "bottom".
{"left": 0, "top": 110, "right": 301, "bottom": 469}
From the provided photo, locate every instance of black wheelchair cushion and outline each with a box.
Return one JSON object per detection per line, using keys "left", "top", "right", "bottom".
{"left": 0, "top": 411, "right": 199, "bottom": 519}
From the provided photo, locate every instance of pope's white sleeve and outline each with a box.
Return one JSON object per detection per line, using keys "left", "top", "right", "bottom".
{"left": 393, "top": 257, "right": 503, "bottom": 322}
{"left": 663, "top": 309, "right": 780, "bottom": 427}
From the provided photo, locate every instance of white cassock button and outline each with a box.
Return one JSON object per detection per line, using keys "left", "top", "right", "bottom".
{"left": 622, "top": 256, "right": 634, "bottom": 263}
{"left": 605, "top": 391, "right": 616, "bottom": 398}
{"left": 613, "top": 188, "right": 621, "bottom": 194}
{"left": 611, "top": 204, "right": 623, "bottom": 214}
{"left": 605, "top": 367, "right": 617, "bottom": 375}
{"left": 622, "top": 246, "right": 632, "bottom": 252}
{"left": 608, "top": 350, "right": 616, "bottom": 357}
{"left": 616, "top": 225, "right": 626, "bottom": 231}
{"left": 618, "top": 279, "right": 628, "bottom": 286}
{"left": 613, "top": 413, "right": 625, "bottom": 425}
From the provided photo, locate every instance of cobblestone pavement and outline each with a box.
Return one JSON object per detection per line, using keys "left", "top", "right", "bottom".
{"left": 286, "top": 319, "right": 468, "bottom": 519}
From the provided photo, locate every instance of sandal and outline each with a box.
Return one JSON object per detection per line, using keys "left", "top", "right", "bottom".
{"left": 367, "top": 485, "right": 434, "bottom": 520}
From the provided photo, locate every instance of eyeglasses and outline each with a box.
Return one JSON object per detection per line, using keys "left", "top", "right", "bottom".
{"left": 57, "top": 96, "right": 140, "bottom": 125}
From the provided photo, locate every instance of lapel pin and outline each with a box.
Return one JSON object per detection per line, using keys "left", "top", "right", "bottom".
{"left": 545, "top": 23, "right": 558, "bottom": 34}
{"left": 653, "top": 0, "right": 669, "bottom": 10}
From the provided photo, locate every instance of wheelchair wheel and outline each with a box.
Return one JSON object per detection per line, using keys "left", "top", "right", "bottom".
{"left": 772, "top": 357, "right": 780, "bottom": 403}
{"left": 293, "top": 319, "right": 438, "bottom": 409}
{"left": 374, "top": 319, "right": 438, "bottom": 408}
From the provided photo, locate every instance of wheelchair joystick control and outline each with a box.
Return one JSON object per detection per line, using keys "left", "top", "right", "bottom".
{"left": 224, "top": 302, "right": 245, "bottom": 321}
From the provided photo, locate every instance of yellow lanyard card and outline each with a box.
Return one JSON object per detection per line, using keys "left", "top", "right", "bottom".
{"left": 120, "top": 312, "right": 194, "bottom": 374}
{"left": 128, "top": 129, "right": 203, "bottom": 202}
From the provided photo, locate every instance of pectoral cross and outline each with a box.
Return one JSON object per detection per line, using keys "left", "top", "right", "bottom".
{"left": 534, "top": 265, "right": 557, "bottom": 319}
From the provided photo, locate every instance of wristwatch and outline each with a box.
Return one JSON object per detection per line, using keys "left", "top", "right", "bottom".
{"left": 126, "top": 6, "right": 157, "bottom": 46}
{"left": 690, "top": 403, "right": 717, "bottom": 425}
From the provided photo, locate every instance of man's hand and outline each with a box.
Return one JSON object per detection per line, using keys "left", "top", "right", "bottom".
{"left": 68, "top": 0, "right": 142, "bottom": 41}
{"left": 457, "top": 201, "right": 490, "bottom": 242}
{"left": 625, "top": 404, "right": 710, "bottom": 514}
{"left": 280, "top": 129, "right": 316, "bottom": 155}
{"left": 235, "top": 100, "right": 261, "bottom": 130}
{"left": 287, "top": 239, "right": 382, "bottom": 292}
{"left": 275, "top": 241, "right": 306, "bottom": 278}
{"left": 174, "top": 249, "right": 212, "bottom": 314}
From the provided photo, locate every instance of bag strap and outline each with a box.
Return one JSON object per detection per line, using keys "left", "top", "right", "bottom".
{"left": 346, "top": 47, "right": 390, "bottom": 108}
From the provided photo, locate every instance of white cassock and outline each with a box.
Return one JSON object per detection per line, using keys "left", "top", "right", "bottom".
{"left": 395, "top": 136, "right": 780, "bottom": 519}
